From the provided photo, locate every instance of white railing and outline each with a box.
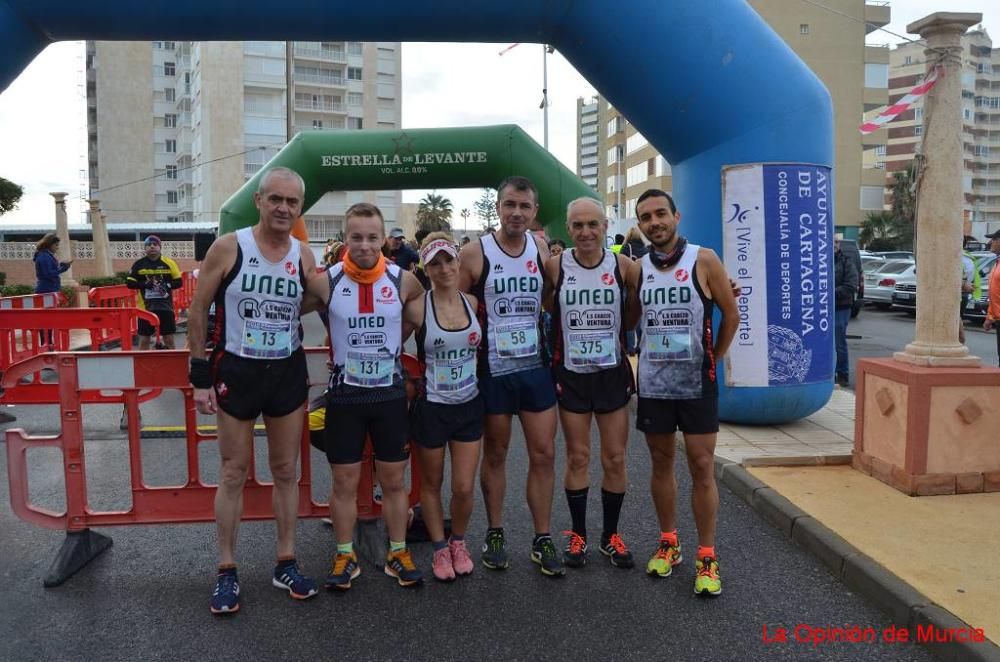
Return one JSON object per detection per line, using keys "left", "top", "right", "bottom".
{"left": 294, "top": 45, "right": 346, "bottom": 62}
{"left": 294, "top": 100, "right": 345, "bottom": 112}
{"left": 295, "top": 72, "right": 345, "bottom": 86}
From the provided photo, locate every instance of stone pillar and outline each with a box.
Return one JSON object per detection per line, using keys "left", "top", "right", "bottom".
{"left": 50, "top": 192, "right": 77, "bottom": 286}
{"left": 894, "top": 12, "right": 982, "bottom": 368}
{"left": 89, "top": 200, "right": 113, "bottom": 278}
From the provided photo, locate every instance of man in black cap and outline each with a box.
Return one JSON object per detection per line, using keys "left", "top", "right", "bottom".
{"left": 386, "top": 227, "right": 420, "bottom": 272}
{"left": 983, "top": 229, "right": 1000, "bottom": 366}
{"left": 126, "top": 234, "right": 182, "bottom": 350}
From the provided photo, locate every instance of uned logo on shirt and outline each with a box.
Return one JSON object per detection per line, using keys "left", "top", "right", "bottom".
{"left": 285, "top": 261, "right": 297, "bottom": 276}
{"left": 601, "top": 272, "right": 614, "bottom": 286}
{"left": 674, "top": 268, "right": 689, "bottom": 283}
{"left": 526, "top": 260, "right": 538, "bottom": 274}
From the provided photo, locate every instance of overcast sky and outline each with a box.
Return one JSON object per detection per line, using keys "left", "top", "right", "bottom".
{"left": 0, "top": 1, "right": 995, "bottom": 231}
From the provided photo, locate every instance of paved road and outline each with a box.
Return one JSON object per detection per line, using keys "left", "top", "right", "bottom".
{"left": 0, "top": 314, "right": 937, "bottom": 661}
{"left": 843, "top": 304, "right": 998, "bottom": 386}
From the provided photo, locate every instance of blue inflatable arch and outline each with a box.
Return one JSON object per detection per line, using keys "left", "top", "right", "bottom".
{"left": 0, "top": 1, "right": 834, "bottom": 423}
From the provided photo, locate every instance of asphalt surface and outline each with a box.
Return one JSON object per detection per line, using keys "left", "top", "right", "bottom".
{"left": 0, "top": 314, "right": 939, "bottom": 661}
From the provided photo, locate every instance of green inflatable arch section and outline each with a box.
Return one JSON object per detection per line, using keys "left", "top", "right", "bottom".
{"left": 220, "top": 124, "right": 597, "bottom": 241}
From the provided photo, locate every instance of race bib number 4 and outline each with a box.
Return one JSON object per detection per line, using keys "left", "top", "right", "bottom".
{"left": 495, "top": 322, "right": 538, "bottom": 358}
{"left": 645, "top": 326, "right": 693, "bottom": 362}
{"left": 567, "top": 330, "right": 617, "bottom": 368}
{"left": 433, "top": 353, "right": 476, "bottom": 392}
{"left": 344, "top": 351, "right": 394, "bottom": 388}
{"left": 241, "top": 319, "right": 292, "bottom": 359}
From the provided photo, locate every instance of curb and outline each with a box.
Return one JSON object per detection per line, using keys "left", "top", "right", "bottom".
{"left": 716, "top": 458, "right": 1000, "bottom": 662}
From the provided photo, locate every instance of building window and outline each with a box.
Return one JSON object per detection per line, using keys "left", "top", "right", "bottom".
{"left": 864, "top": 63, "right": 888, "bottom": 89}
{"left": 914, "top": 107, "right": 923, "bottom": 121}
{"left": 904, "top": 55, "right": 912, "bottom": 65}
{"left": 348, "top": 117, "right": 363, "bottom": 130}
{"left": 347, "top": 67, "right": 363, "bottom": 81}
{"left": 164, "top": 113, "right": 177, "bottom": 128}
{"left": 312, "top": 119, "right": 323, "bottom": 129}
{"left": 964, "top": 108, "right": 972, "bottom": 121}
{"left": 163, "top": 41, "right": 175, "bottom": 51}
{"left": 606, "top": 116, "right": 623, "bottom": 138}
{"left": 166, "top": 216, "right": 178, "bottom": 223}
{"left": 347, "top": 92, "right": 363, "bottom": 106}
{"left": 627, "top": 162, "right": 647, "bottom": 187}
{"left": 607, "top": 145, "right": 623, "bottom": 165}
{"left": 348, "top": 42, "right": 363, "bottom": 56}
{"left": 165, "top": 87, "right": 175, "bottom": 102}
{"left": 167, "top": 191, "right": 178, "bottom": 204}
{"left": 166, "top": 165, "right": 177, "bottom": 179}
{"left": 626, "top": 131, "right": 647, "bottom": 154}
{"left": 913, "top": 126, "right": 922, "bottom": 136}
{"left": 165, "top": 139, "right": 176, "bottom": 153}
{"left": 800, "top": 24, "right": 809, "bottom": 35}
{"left": 164, "top": 61, "right": 175, "bottom": 77}
{"left": 875, "top": 145, "right": 886, "bottom": 156}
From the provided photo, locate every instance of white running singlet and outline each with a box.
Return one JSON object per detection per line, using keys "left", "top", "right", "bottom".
{"left": 216, "top": 227, "right": 303, "bottom": 359}
{"left": 554, "top": 249, "right": 624, "bottom": 374}
{"left": 417, "top": 291, "right": 482, "bottom": 405}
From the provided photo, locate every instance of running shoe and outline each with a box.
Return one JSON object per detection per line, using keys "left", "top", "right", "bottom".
{"left": 481, "top": 529, "right": 510, "bottom": 570}
{"left": 385, "top": 548, "right": 424, "bottom": 587}
{"left": 599, "top": 533, "right": 635, "bottom": 569}
{"left": 325, "top": 551, "right": 360, "bottom": 591}
{"left": 431, "top": 547, "right": 456, "bottom": 582}
{"left": 210, "top": 568, "right": 240, "bottom": 615}
{"left": 694, "top": 556, "right": 722, "bottom": 596}
{"left": 646, "top": 538, "right": 683, "bottom": 578}
{"left": 449, "top": 539, "right": 474, "bottom": 576}
{"left": 562, "top": 531, "right": 588, "bottom": 568}
{"left": 530, "top": 536, "right": 566, "bottom": 577}
{"left": 272, "top": 560, "right": 318, "bottom": 600}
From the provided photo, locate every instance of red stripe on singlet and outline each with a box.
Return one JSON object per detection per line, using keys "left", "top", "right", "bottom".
{"left": 358, "top": 283, "right": 374, "bottom": 314}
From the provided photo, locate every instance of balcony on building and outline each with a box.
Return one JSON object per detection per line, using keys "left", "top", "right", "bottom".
{"left": 294, "top": 42, "right": 347, "bottom": 64}
{"left": 294, "top": 98, "right": 346, "bottom": 114}
{"left": 294, "top": 70, "right": 346, "bottom": 88}
{"left": 863, "top": 2, "right": 890, "bottom": 34}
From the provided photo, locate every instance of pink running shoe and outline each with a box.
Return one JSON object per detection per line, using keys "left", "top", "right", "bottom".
{"left": 449, "top": 539, "right": 474, "bottom": 577}
{"left": 432, "top": 546, "right": 455, "bottom": 582}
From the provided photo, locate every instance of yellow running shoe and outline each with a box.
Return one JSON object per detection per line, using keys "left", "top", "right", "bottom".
{"left": 646, "top": 538, "right": 682, "bottom": 577}
{"left": 694, "top": 556, "right": 722, "bottom": 596}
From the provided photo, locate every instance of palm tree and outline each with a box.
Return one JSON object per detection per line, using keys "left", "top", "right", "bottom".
{"left": 887, "top": 164, "right": 917, "bottom": 250}
{"left": 858, "top": 211, "right": 897, "bottom": 250}
{"left": 416, "top": 192, "right": 453, "bottom": 232}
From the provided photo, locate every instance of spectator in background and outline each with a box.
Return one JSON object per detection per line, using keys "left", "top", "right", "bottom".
{"left": 33, "top": 232, "right": 72, "bottom": 294}
{"left": 126, "top": 235, "right": 182, "bottom": 351}
{"left": 610, "top": 233, "right": 625, "bottom": 254}
{"left": 548, "top": 238, "right": 566, "bottom": 257}
{"left": 982, "top": 229, "right": 1000, "bottom": 367}
{"left": 386, "top": 227, "right": 420, "bottom": 272}
{"left": 833, "top": 233, "right": 859, "bottom": 387}
{"left": 621, "top": 226, "right": 647, "bottom": 261}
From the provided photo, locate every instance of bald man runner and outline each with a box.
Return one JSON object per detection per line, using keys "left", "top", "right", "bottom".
{"left": 543, "top": 198, "right": 638, "bottom": 570}
{"left": 189, "top": 167, "right": 318, "bottom": 614}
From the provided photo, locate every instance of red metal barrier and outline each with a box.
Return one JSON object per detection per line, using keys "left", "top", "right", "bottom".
{"left": 172, "top": 272, "right": 196, "bottom": 319}
{"left": 0, "top": 291, "right": 67, "bottom": 310}
{"left": 0, "top": 308, "right": 161, "bottom": 405}
{"left": 5, "top": 349, "right": 423, "bottom": 583}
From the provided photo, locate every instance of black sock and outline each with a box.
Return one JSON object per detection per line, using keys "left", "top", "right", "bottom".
{"left": 487, "top": 526, "right": 504, "bottom": 536}
{"left": 275, "top": 558, "right": 296, "bottom": 570}
{"left": 601, "top": 489, "right": 625, "bottom": 541}
{"left": 565, "top": 487, "right": 589, "bottom": 539}
{"left": 532, "top": 533, "right": 551, "bottom": 545}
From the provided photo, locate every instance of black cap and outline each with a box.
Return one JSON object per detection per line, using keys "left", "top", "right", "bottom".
{"left": 985, "top": 229, "right": 1000, "bottom": 240}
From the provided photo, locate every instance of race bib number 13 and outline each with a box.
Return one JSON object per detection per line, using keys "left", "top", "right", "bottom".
{"left": 241, "top": 319, "right": 292, "bottom": 359}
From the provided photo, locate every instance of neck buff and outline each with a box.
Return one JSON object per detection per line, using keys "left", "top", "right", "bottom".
{"left": 342, "top": 250, "right": 386, "bottom": 285}
{"left": 648, "top": 237, "right": 688, "bottom": 270}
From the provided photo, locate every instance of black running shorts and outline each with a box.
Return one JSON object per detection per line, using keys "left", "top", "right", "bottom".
{"left": 324, "top": 395, "right": 409, "bottom": 465}
{"left": 554, "top": 360, "right": 634, "bottom": 414}
{"left": 410, "top": 395, "right": 484, "bottom": 449}
{"left": 636, "top": 396, "right": 719, "bottom": 435}
{"left": 139, "top": 309, "right": 176, "bottom": 336}
{"left": 212, "top": 348, "right": 308, "bottom": 421}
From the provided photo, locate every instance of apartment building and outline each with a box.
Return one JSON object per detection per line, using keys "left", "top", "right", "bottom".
{"left": 578, "top": 1, "right": 891, "bottom": 235}
{"left": 576, "top": 96, "right": 603, "bottom": 192}
{"left": 883, "top": 28, "right": 1000, "bottom": 228}
{"left": 86, "top": 40, "right": 402, "bottom": 238}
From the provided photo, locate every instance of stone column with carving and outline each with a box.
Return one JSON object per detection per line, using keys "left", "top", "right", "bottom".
{"left": 50, "top": 192, "right": 77, "bottom": 286}
{"left": 894, "top": 12, "right": 982, "bottom": 368}
{"left": 89, "top": 200, "right": 113, "bottom": 278}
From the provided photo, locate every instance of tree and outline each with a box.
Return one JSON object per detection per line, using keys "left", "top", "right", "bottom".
{"left": 0, "top": 176, "right": 23, "bottom": 215}
{"left": 416, "top": 191, "right": 453, "bottom": 232}
{"left": 474, "top": 187, "right": 499, "bottom": 230}
{"left": 858, "top": 211, "right": 905, "bottom": 251}
{"left": 887, "top": 164, "right": 917, "bottom": 250}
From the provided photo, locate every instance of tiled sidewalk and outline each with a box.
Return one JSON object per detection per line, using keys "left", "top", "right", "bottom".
{"left": 715, "top": 387, "right": 855, "bottom": 466}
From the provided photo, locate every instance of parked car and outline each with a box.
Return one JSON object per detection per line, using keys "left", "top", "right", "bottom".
{"left": 964, "top": 253, "right": 998, "bottom": 322}
{"left": 891, "top": 266, "right": 918, "bottom": 314}
{"left": 875, "top": 251, "right": 914, "bottom": 261}
{"left": 838, "top": 239, "right": 864, "bottom": 318}
{"left": 861, "top": 255, "right": 886, "bottom": 276}
{"left": 864, "top": 260, "right": 914, "bottom": 309}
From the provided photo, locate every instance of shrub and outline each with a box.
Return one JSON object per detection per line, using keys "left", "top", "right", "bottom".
{"left": 0, "top": 272, "right": 6, "bottom": 286}
{"left": 0, "top": 284, "right": 35, "bottom": 297}
{"left": 60, "top": 285, "right": 78, "bottom": 307}
{"left": 80, "top": 275, "right": 127, "bottom": 287}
